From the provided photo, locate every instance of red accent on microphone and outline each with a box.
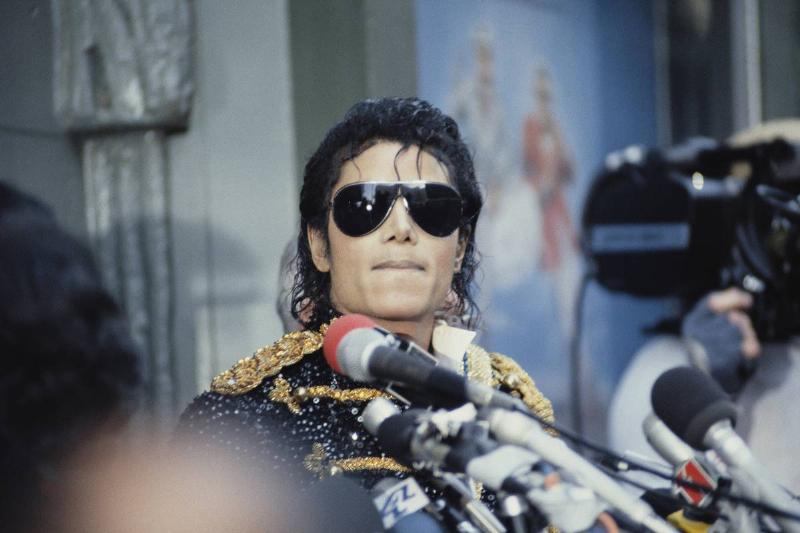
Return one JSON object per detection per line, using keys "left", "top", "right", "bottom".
{"left": 675, "top": 458, "right": 717, "bottom": 507}
{"left": 323, "top": 314, "right": 377, "bottom": 373}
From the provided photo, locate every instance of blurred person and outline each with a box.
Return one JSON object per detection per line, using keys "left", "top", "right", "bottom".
{"left": 610, "top": 290, "right": 800, "bottom": 492}
{"left": 54, "top": 436, "right": 278, "bottom": 533}
{"left": 179, "top": 98, "right": 555, "bottom": 505}
{"left": 52, "top": 433, "right": 379, "bottom": 533}
{"left": 608, "top": 122, "right": 800, "bottom": 492}
{"left": 0, "top": 182, "right": 141, "bottom": 531}
{"left": 608, "top": 288, "right": 760, "bottom": 451}
{"left": 276, "top": 238, "right": 304, "bottom": 332}
{"left": 0, "top": 184, "right": 345, "bottom": 533}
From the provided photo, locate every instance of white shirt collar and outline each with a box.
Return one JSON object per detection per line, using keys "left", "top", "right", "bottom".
{"left": 431, "top": 320, "right": 477, "bottom": 373}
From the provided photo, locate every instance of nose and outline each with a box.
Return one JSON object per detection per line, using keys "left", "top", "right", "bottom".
{"left": 380, "top": 196, "right": 418, "bottom": 244}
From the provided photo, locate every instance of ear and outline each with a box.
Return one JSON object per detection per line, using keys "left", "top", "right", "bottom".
{"left": 307, "top": 226, "right": 331, "bottom": 273}
{"left": 454, "top": 228, "right": 469, "bottom": 272}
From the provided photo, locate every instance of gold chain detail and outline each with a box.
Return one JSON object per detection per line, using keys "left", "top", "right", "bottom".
{"left": 303, "top": 443, "right": 410, "bottom": 479}
{"left": 269, "top": 378, "right": 391, "bottom": 415}
{"left": 210, "top": 322, "right": 333, "bottom": 395}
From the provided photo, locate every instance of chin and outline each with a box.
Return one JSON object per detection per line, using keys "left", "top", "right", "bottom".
{"left": 368, "top": 298, "right": 433, "bottom": 323}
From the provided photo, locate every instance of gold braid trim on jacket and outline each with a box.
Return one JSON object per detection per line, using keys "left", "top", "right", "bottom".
{"left": 486, "top": 350, "right": 556, "bottom": 426}
{"left": 209, "top": 321, "right": 556, "bottom": 431}
{"left": 209, "top": 325, "right": 329, "bottom": 395}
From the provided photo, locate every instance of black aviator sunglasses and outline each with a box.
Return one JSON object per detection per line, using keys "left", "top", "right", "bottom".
{"left": 330, "top": 181, "right": 469, "bottom": 237}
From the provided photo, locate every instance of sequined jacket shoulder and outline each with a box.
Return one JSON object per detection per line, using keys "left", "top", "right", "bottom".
{"left": 178, "top": 324, "right": 554, "bottom": 488}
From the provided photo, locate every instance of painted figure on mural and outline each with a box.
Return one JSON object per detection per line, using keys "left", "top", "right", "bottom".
{"left": 449, "top": 26, "right": 543, "bottom": 307}
{"left": 523, "top": 67, "right": 576, "bottom": 272}
{"left": 449, "top": 26, "right": 513, "bottom": 215}
{"left": 523, "top": 66, "right": 580, "bottom": 335}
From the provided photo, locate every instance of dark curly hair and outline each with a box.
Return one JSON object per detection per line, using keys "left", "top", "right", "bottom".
{"left": 291, "top": 97, "right": 483, "bottom": 330}
{"left": 0, "top": 183, "right": 141, "bottom": 530}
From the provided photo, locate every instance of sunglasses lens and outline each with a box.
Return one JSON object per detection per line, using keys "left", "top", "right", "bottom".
{"left": 405, "top": 183, "right": 463, "bottom": 237}
{"left": 331, "top": 183, "right": 394, "bottom": 236}
{"left": 332, "top": 182, "right": 464, "bottom": 237}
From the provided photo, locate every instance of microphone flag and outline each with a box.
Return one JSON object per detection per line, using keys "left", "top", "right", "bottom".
{"left": 372, "top": 477, "right": 431, "bottom": 530}
{"left": 675, "top": 458, "right": 716, "bottom": 507}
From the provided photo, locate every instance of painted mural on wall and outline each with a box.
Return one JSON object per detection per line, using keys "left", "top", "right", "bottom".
{"left": 416, "top": 0, "right": 667, "bottom": 437}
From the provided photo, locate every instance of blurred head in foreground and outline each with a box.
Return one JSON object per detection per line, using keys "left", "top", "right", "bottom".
{"left": 53, "top": 434, "right": 379, "bottom": 533}
{"left": 0, "top": 182, "right": 141, "bottom": 531}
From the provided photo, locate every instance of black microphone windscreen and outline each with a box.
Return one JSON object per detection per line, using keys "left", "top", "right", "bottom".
{"left": 376, "top": 412, "right": 421, "bottom": 461}
{"left": 370, "top": 345, "right": 435, "bottom": 384}
{"left": 651, "top": 366, "right": 738, "bottom": 450}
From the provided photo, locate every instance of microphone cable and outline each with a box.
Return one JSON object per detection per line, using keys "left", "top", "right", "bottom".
{"left": 568, "top": 268, "right": 593, "bottom": 438}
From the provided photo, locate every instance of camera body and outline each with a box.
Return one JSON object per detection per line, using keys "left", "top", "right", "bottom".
{"left": 582, "top": 139, "right": 800, "bottom": 340}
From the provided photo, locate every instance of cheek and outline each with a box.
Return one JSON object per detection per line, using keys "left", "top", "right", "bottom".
{"left": 327, "top": 236, "right": 358, "bottom": 277}
{"left": 431, "top": 239, "right": 460, "bottom": 285}
{"left": 325, "top": 229, "right": 371, "bottom": 295}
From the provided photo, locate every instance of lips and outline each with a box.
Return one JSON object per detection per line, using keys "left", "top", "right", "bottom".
{"left": 373, "top": 260, "right": 425, "bottom": 271}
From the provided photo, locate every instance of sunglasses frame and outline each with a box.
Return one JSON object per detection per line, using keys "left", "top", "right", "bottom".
{"left": 329, "top": 180, "right": 466, "bottom": 238}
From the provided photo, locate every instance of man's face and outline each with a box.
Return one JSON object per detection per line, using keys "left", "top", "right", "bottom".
{"left": 308, "top": 141, "right": 465, "bottom": 324}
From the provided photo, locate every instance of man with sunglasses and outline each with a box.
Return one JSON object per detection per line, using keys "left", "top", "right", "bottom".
{"left": 179, "top": 98, "right": 554, "bottom": 511}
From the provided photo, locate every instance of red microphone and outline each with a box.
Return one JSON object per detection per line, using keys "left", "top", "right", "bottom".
{"left": 323, "top": 314, "right": 378, "bottom": 374}
{"left": 323, "top": 314, "right": 524, "bottom": 411}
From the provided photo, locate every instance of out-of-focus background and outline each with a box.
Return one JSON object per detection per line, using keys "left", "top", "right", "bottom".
{"left": 2, "top": 0, "right": 797, "bottom": 442}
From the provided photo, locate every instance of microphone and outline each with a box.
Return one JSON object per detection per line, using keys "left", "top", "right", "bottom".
{"left": 323, "top": 314, "right": 436, "bottom": 376}
{"left": 652, "top": 366, "right": 800, "bottom": 532}
{"left": 363, "top": 399, "right": 446, "bottom": 464}
{"left": 484, "top": 408, "right": 676, "bottom": 533}
{"left": 643, "top": 413, "right": 719, "bottom": 510}
{"left": 324, "top": 314, "right": 527, "bottom": 411}
{"left": 364, "top": 398, "right": 530, "bottom": 490}
{"left": 642, "top": 413, "right": 723, "bottom": 532}
{"left": 363, "top": 399, "right": 517, "bottom": 533}
{"left": 642, "top": 413, "right": 694, "bottom": 467}
{"left": 362, "top": 398, "right": 506, "bottom": 532}
{"left": 364, "top": 399, "right": 608, "bottom": 533}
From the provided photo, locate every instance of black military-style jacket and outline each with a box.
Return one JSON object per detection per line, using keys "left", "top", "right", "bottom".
{"left": 179, "top": 320, "right": 555, "bottom": 498}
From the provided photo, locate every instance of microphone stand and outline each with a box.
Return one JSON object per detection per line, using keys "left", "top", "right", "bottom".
{"left": 483, "top": 407, "right": 677, "bottom": 533}
{"left": 433, "top": 472, "right": 507, "bottom": 533}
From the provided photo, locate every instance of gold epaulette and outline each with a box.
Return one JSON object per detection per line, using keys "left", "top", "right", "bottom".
{"left": 210, "top": 323, "right": 331, "bottom": 395}
{"left": 488, "top": 351, "right": 556, "bottom": 426}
